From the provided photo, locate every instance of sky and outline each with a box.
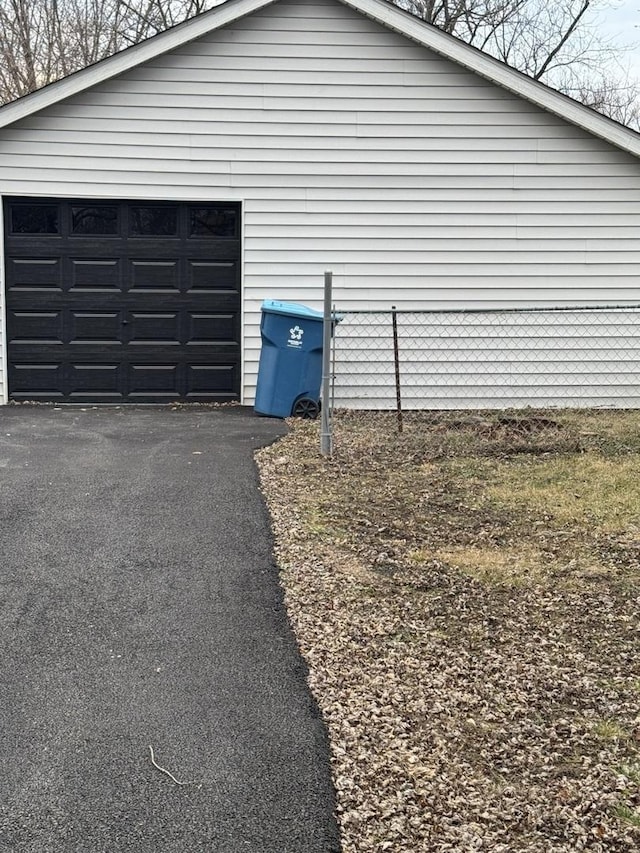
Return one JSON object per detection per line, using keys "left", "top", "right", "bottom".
{"left": 600, "top": 0, "right": 640, "bottom": 79}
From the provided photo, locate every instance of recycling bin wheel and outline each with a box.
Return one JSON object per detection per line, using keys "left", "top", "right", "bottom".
{"left": 292, "top": 397, "right": 320, "bottom": 419}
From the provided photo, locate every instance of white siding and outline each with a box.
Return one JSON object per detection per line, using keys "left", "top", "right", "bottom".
{"left": 1, "top": 0, "right": 640, "bottom": 406}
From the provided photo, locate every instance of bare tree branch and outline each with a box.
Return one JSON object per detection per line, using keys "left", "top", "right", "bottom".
{"left": 533, "top": 0, "right": 590, "bottom": 79}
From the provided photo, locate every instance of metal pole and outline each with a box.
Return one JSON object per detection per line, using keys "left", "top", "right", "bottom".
{"left": 330, "top": 302, "right": 337, "bottom": 416}
{"left": 392, "top": 305, "right": 403, "bottom": 434}
{"left": 320, "top": 271, "right": 333, "bottom": 456}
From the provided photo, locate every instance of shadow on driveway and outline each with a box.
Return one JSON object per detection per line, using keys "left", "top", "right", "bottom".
{"left": 0, "top": 406, "right": 341, "bottom": 853}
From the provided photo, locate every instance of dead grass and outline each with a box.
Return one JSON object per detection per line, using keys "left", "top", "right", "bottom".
{"left": 425, "top": 543, "right": 554, "bottom": 586}
{"left": 485, "top": 454, "right": 640, "bottom": 532}
{"left": 257, "top": 409, "right": 640, "bottom": 853}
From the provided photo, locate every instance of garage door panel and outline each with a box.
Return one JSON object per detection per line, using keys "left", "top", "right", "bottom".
{"left": 129, "top": 364, "right": 180, "bottom": 397}
{"left": 188, "top": 260, "right": 238, "bottom": 292}
{"left": 9, "top": 257, "right": 61, "bottom": 289}
{"left": 128, "top": 312, "right": 180, "bottom": 343}
{"left": 4, "top": 198, "right": 241, "bottom": 403}
{"left": 130, "top": 260, "right": 180, "bottom": 291}
{"left": 182, "top": 292, "right": 240, "bottom": 310}
{"left": 69, "top": 363, "right": 121, "bottom": 395}
{"left": 70, "top": 311, "right": 122, "bottom": 343}
{"left": 9, "top": 310, "right": 63, "bottom": 343}
{"left": 70, "top": 258, "right": 121, "bottom": 290}
{"left": 187, "top": 313, "right": 238, "bottom": 343}
{"left": 186, "top": 363, "right": 237, "bottom": 397}
{"left": 11, "top": 363, "right": 64, "bottom": 398}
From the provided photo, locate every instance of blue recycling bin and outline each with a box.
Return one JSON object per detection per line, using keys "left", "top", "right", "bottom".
{"left": 255, "top": 299, "right": 325, "bottom": 418}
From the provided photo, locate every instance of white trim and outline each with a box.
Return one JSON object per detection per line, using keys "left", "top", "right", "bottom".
{"left": 0, "top": 190, "right": 242, "bottom": 204}
{"left": 0, "top": 0, "right": 639, "bottom": 161}
{"left": 0, "top": 197, "right": 8, "bottom": 404}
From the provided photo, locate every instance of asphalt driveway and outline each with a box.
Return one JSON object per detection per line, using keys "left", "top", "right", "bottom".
{"left": 0, "top": 406, "right": 341, "bottom": 853}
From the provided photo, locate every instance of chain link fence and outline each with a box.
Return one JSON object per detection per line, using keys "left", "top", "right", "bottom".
{"left": 330, "top": 305, "right": 640, "bottom": 416}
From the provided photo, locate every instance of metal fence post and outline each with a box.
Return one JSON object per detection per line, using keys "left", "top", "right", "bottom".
{"left": 391, "top": 305, "right": 403, "bottom": 433}
{"left": 321, "top": 271, "right": 333, "bottom": 456}
{"left": 331, "top": 302, "right": 337, "bottom": 416}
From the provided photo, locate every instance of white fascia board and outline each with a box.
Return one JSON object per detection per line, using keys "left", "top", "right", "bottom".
{"left": 340, "top": 0, "right": 640, "bottom": 160}
{"left": 0, "top": 0, "right": 280, "bottom": 130}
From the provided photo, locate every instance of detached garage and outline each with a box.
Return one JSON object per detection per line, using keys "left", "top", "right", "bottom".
{"left": 0, "top": 0, "right": 640, "bottom": 406}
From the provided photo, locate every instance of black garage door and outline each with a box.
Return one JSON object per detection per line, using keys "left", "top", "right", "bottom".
{"left": 4, "top": 198, "right": 241, "bottom": 403}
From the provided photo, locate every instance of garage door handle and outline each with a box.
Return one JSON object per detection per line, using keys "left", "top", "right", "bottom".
{"left": 122, "top": 320, "right": 129, "bottom": 325}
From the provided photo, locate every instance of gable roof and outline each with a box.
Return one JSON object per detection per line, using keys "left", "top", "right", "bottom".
{"left": 1, "top": 0, "right": 639, "bottom": 159}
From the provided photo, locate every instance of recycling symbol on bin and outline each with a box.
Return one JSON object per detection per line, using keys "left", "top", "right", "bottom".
{"left": 287, "top": 325, "right": 305, "bottom": 348}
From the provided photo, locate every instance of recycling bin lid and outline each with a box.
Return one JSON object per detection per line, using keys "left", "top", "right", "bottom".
{"left": 261, "top": 299, "right": 324, "bottom": 320}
